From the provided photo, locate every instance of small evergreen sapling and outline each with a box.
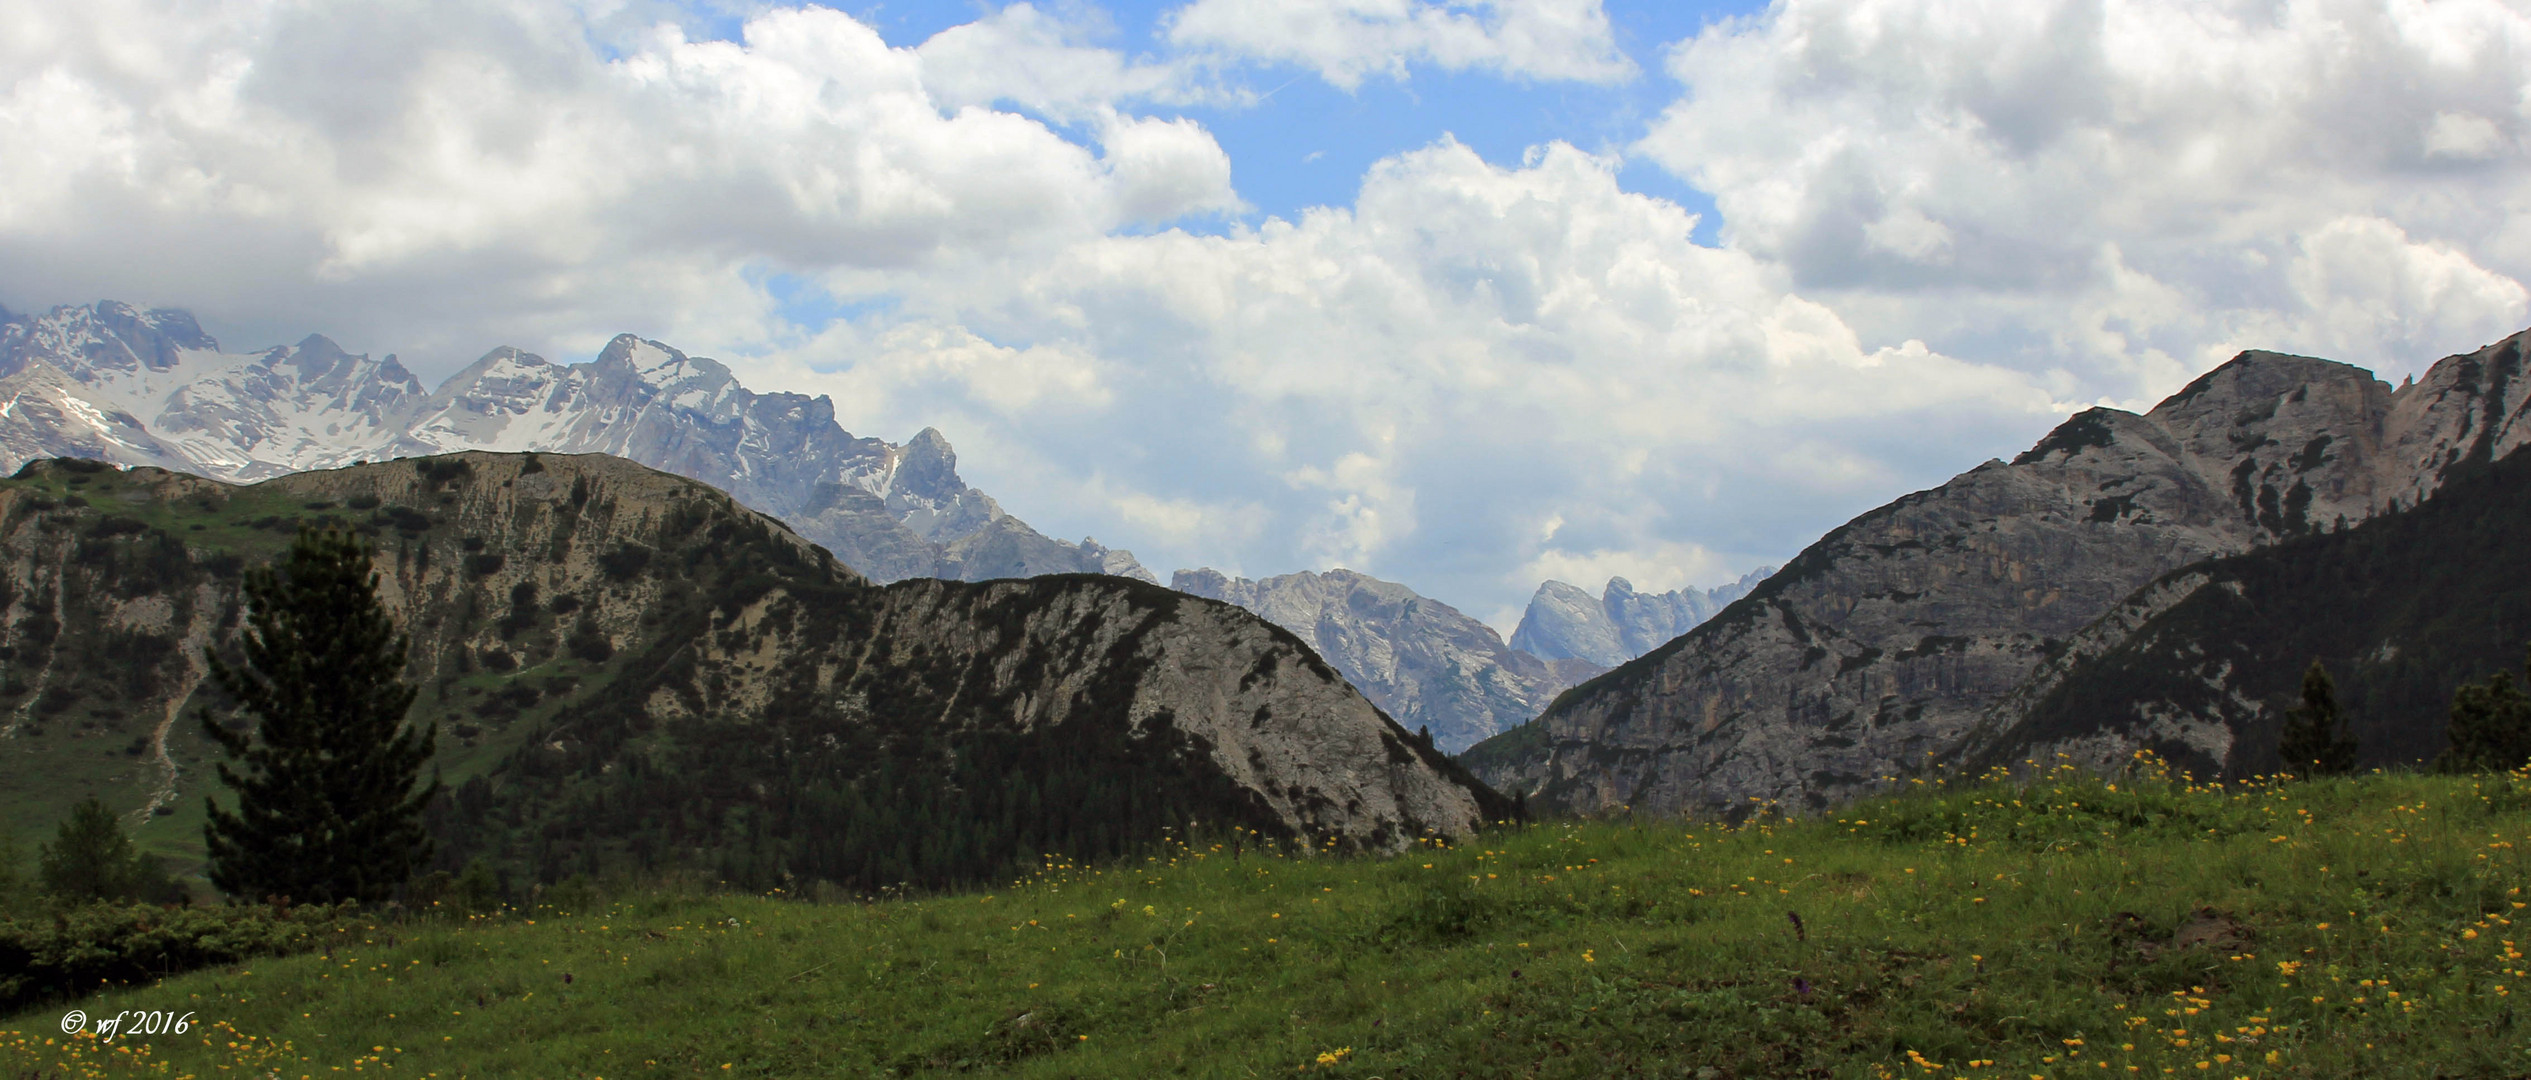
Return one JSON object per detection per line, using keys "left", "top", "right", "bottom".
{"left": 37, "top": 797, "right": 182, "bottom": 905}
{"left": 202, "top": 527, "right": 439, "bottom": 905}
{"left": 2439, "top": 646, "right": 2531, "bottom": 773}
{"left": 2277, "top": 658, "right": 2358, "bottom": 776}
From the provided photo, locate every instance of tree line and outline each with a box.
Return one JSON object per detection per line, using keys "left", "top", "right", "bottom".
{"left": 2275, "top": 648, "right": 2531, "bottom": 776}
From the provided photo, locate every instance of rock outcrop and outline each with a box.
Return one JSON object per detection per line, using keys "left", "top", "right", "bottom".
{"left": 1171, "top": 568, "right": 1602, "bottom": 753}
{"left": 0, "top": 453, "right": 1501, "bottom": 890}
{"left": 1472, "top": 329, "right": 2531, "bottom": 815}
{"left": 1510, "top": 570, "right": 1774, "bottom": 669}
{"left": 0, "top": 302, "right": 1151, "bottom": 585}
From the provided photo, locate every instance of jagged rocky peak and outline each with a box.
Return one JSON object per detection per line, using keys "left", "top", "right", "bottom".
{"left": 269, "top": 334, "right": 425, "bottom": 400}
{"left": 0, "top": 451, "right": 1504, "bottom": 882}
{"left": 1172, "top": 567, "right": 1235, "bottom": 595}
{"left": 1170, "top": 566, "right": 1601, "bottom": 753}
{"left": 1509, "top": 568, "right": 1773, "bottom": 669}
{"left": 893, "top": 427, "right": 965, "bottom": 504}
{"left": 1469, "top": 329, "right": 2531, "bottom": 816}
{"left": 1508, "top": 580, "right": 1613, "bottom": 663}
{"left": 0, "top": 301, "right": 1154, "bottom": 587}
{"left": 0, "top": 300, "right": 217, "bottom": 377}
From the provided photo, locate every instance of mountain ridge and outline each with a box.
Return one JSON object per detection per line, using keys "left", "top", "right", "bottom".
{"left": 1469, "top": 329, "right": 2531, "bottom": 815}
{"left": 0, "top": 451, "right": 1503, "bottom": 892}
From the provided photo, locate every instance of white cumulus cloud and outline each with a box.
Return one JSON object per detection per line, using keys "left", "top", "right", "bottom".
{"left": 1163, "top": 0, "right": 1635, "bottom": 89}
{"left": 751, "top": 139, "right": 2060, "bottom": 614}
{"left": 915, "top": 2, "right": 1239, "bottom": 120}
{"left": 1638, "top": 0, "right": 2531, "bottom": 387}
{"left": 0, "top": 0, "right": 1238, "bottom": 367}
{"left": 10, "top": 0, "right": 2525, "bottom": 629}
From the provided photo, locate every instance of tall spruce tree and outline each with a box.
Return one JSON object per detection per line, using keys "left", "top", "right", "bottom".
{"left": 202, "top": 526, "right": 438, "bottom": 905}
{"left": 2276, "top": 658, "right": 2359, "bottom": 776}
{"left": 2439, "top": 646, "right": 2531, "bottom": 773}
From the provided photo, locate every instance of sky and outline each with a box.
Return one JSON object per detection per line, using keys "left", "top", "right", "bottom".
{"left": 3, "top": 0, "right": 2528, "bottom": 632}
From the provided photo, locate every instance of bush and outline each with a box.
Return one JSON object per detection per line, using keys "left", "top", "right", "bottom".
{"left": 566, "top": 620, "right": 614, "bottom": 663}
{"left": 0, "top": 901, "right": 355, "bottom": 1012}
{"left": 2440, "top": 647, "right": 2531, "bottom": 773}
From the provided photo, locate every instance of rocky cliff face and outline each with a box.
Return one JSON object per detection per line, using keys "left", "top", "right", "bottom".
{"left": 0, "top": 302, "right": 1150, "bottom": 585}
{"left": 1475, "top": 329, "right": 2531, "bottom": 815}
{"left": 0, "top": 453, "right": 1500, "bottom": 890}
{"left": 1171, "top": 568, "right": 1602, "bottom": 753}
{"left": 1509, "top": 570, "right": 1774, "bottom": 669}
{"left": 1963, "top": 336, "right": 2531, "bottom": 779}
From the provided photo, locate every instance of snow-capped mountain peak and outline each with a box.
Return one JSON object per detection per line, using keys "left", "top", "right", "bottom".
{"left": 0, "top": 301, "right": 1153, "bottom": 584}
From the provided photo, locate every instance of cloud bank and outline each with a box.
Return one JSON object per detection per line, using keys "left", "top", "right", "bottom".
{"left": 1639, "top": 0, "right": 2531, "bottom": 393}
{"left": 2, "top": 0, "right": 2523, "bottom": 629}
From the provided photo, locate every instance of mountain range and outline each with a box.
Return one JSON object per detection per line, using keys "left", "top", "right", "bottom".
{"left": 0, "top": 301, "right": 1153, "bottom": 585}
{"left": 9, "top": 297, "right": 2522, "bottom": 865}
{"left": 1467, "top": 329, "right": 2531, "bottom": 815}
{"left": 0, "top": 300, "right": 1760, "bottom": 751}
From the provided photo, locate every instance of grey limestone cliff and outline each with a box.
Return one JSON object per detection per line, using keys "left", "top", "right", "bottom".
{"left": 1475, "top": 329, "right": 2531, "bottom": 815}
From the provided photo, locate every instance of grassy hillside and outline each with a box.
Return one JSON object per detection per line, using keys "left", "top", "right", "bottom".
{"left": 8, "top": 760, "right": 2528, "bottom": 1077}
{"left": 0, "top": 453, "right": 830, "bottom": 885}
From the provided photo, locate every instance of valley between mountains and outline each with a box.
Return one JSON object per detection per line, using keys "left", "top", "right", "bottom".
{"left": 2, "top": 298, "right": 2529, "bottom": 897}
{"left": 0, "top": 301, "right": 1749, "bottom": 755}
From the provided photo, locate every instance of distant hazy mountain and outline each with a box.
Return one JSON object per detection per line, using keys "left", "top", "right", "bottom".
{"left": 1509, "top": 570, "right": 1775, "bottom": 669}
{"left": 1170, "top": 568, "right": 1603, "bottom": 753}
{"left": 0, "top": 301, "right": 1150, "bottom": 584}
{"left": 1469, "top": 329, "right": 2531, "bottom": 815}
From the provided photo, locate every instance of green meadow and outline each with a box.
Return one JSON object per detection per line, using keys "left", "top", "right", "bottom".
{"left": 6, "top": 758, "right": 2529, "bottom": 1078}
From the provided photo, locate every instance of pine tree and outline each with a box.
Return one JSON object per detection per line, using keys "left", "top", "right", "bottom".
{"left": 202, "top": 526, "right": 439, "bottom": 905}
{"left": 2439, "top": 646, "right": 2531, "bottom": 773}
{"left": 38, "top": 797, "right": 180, "bottom": 905}
{"left": 2276, "top": 658, "right": 2359, "bottom": 776}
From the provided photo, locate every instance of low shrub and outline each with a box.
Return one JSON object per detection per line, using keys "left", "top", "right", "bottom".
{"left": 0, "top": 902, "right": 356, "bottom": 1012}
